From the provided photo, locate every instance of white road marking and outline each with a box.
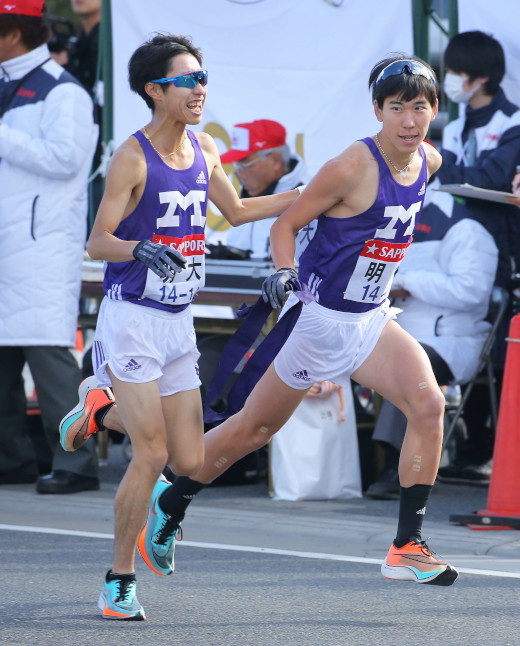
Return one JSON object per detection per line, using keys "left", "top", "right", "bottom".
{"left": 1, "top": 523, "right": 519, "bottom": 579}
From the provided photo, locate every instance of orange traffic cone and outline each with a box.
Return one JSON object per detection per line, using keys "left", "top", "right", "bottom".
{"left": 450, "top": 314, "right": 520, "bottom": 529}
{"left": 75, "top": 326, "right": 84, "bottom": 353}
{"left": 71, "top": 325, "right": 85, "bottom": 366}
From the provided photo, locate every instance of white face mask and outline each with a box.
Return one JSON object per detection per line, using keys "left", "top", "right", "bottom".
{"left": 443, "top": 72, "right": 481, "bottom": 104}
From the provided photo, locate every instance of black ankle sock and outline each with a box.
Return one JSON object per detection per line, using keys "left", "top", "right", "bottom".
{"left": 106, "top": 569, "right": 136, "bottom": 582}
{"left": 94, "top": 402, "right": 115, "bottom": 431}
{"left": 394, "top": 484, "right": 433, "bottom": 547}
{"left": 158, "top": 476, "right": 205, "bottom": 524}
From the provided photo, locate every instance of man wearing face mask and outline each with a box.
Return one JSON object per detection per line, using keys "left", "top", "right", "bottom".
{"left": 432, "top": 30, "right": 520, "bottom": 288}
{"left": 425, "top": 31, "right": 520, "bottom": 485}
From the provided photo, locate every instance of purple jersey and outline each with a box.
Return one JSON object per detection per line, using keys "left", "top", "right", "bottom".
{"left": 299, "top": 137, "right": 428, "bottom": 313}
{"left": 103, "top": 129, "right": 209, "bottom": 312}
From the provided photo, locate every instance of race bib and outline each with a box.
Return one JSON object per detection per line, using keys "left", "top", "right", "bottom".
{"left": 343, "top": 239, "right": 411, "bottom": 304}
{"left": 141, "top": 233, "right": 205, "bottom": 306}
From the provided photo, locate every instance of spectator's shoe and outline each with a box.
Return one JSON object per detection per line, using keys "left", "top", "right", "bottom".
{"left": 60, "top": 376, "right": 115, "bottom": 452}
{"left": 36, "top": 470, "right": 99, "bottom": 494}
{"left": 365, "top": 466, "right": 400, "bottom": 500}
{"left": 138, "top": 477, "right": 181, "bottom": 576}
{"left": 458, "top": 459, "right": 492, "bottom": 486}
{"left": 98, "top": 571, "right": 145, "bottom": 620}
{"left": 438, "top": 458, "right": 492, "bottom": 487}
{"left": 437, "top": 454, "right": 473, "bottom": 480}
{"left": 381, "top": 540, "right": 459, "bottom": 586}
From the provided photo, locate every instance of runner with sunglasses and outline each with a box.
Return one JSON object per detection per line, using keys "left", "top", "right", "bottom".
{"left": 62, "top": 33, "right": 304, "bottom": 620}
{"left": 62, "top": 52, "right": 459, "bottom": 609}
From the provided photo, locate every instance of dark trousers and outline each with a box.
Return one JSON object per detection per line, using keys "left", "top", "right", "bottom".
{"left": 0, "top": 346, "right": 98, "bottom": 477}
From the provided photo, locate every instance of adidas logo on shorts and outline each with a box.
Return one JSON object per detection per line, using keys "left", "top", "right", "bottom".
{"left": 293, "top": 369, "right": 311, "bottom": 382}
{"left": 196, "top": 170, "right": 207, "bottom": 184}
{"left": 123, "top": 358, "right": 142, "bottom": 372}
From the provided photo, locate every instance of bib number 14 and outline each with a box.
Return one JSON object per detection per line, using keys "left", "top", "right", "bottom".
{"left": 361, "top": 284, "right": 380, "bottom": 302}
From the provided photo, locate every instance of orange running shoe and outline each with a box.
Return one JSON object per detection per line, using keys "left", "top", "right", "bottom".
{"left": 59, "top": 376, "right": 115, "bottom": 452}
{"left": 381, "top": 539, "right": 459, "bottom": 586}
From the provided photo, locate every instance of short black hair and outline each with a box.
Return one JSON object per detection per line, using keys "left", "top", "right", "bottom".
{"left": 0, "top": 14, "right": 51, "bottom": 50}
{"left": 369, "top": 54, "right": 438, "bottom": 109}
{"left": 128, "top": 33, "right": 203, "bottom": 111}
{"left": 444, "top": 31, "right": 504, "bottom": 95}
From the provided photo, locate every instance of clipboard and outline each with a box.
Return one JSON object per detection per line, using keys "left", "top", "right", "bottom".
{"left": 433, "top": 183, "right": 516, "bottom": 205}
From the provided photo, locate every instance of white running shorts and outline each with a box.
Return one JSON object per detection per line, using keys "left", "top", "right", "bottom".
{"left": 274, "top": 297, "right": 398, "bottom": 390}
{"left": 92, "top": 298, "right": 201, "bottom": 397}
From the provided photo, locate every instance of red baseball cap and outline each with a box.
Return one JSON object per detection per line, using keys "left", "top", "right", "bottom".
{"left": 0, "top": 0, "right": 44, "bottom": 16}
{"left": 220, "top": 119, "right": 286, "bottom": 164}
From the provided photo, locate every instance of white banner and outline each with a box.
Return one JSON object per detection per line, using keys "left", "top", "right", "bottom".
{"left": 111, "top": 0, "right": 413, "bottom": 239}
{"left": 458, "top": 0, "right": 520, "bottom": 107}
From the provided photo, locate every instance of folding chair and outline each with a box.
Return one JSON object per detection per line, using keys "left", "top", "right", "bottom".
{"left": 441, "top": 285, "right": 509, "bottom": 452}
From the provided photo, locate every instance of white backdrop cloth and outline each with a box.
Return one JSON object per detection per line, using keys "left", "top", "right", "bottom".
{"left": 111, "top": 0, "right": 413, "bottom": 240}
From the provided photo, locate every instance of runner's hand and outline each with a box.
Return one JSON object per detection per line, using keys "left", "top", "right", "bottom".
{"left": 133, "top": 240, "right": 187, "bottom": 283}
{"left": 262, "top": 267, "right": 300, "bottom": 309}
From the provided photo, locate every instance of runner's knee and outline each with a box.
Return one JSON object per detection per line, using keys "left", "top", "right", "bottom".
{"left": 407, "top": 387, "right": 445, "bottom": 436}
{"left": 135, "top": 445, "right": 169, "bottom": 477}
{"left": 169, "top": 451, "right": 204, "bottom": 477}
{"left": 130, "top": 429, "right": 169, "bottom": 472}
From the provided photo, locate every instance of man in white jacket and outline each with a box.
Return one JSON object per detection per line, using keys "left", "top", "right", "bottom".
{"left": 0, "top": 0, "right": 99, "bottom": 492}
{"left": 365, "top": 197, "right": 498, "bottom": 499}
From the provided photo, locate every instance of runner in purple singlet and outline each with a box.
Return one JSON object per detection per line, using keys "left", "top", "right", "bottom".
{"left": 62, "top": 52, "right": 459, "bottom": 609}
{"left": 59, "top": 34, "right": 304, "bottom": 620}
{"left": 151, "top": 54, "right": 460, "bottom": 588}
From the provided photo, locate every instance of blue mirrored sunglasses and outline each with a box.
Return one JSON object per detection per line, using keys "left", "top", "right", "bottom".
{"left": 150, "top": 70, "right": 208, "bottom": 89}
{"left": 375, "top": 60, "right": 436, "bottom": 85}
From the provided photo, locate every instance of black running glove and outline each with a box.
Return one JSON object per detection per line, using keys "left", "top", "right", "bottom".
{"left": 262, "top": 267, "right": 300, "bottom": 309}
{"left": 133, "top": 240, "right": 187, "bottom": 283}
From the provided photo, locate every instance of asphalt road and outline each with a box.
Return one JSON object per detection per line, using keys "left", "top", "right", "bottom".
{"left": 1, "top": 444, "right": 520, "bottom": 646}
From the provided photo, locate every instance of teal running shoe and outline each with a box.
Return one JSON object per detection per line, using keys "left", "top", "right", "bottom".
{"left": 138, "top": 477, "right": 182, "bottom": 576}
{"left": 98, "top": 571, "right": 145, "bottom": 620}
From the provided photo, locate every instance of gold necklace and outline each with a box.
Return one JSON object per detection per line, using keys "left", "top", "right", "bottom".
{"left": 375, "top": 132, "right": 413, "bottom": 178}
{"left": 142, "top": 126, "right": 187, "bottom": 159}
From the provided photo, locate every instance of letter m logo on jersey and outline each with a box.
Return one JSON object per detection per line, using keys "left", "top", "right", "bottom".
{"left": 374, "top": 202, "right": 422, "bottom": 240}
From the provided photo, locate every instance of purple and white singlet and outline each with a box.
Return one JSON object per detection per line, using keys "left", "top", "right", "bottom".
{"left": 298, "top": 136, "right": 428, "bottom": 313}
{"left": 103, "top": 129, "right": 209, "bottom": 313}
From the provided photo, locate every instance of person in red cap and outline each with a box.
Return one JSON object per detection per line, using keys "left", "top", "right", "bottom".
{"left": 0, "top": 0, "right": 43, "bottom": 17}
{"left": 221, "top": 119, "right": 310, "bottom": 259}
{"left": 0, "top": 0, "right": 100, "bottom": 493}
